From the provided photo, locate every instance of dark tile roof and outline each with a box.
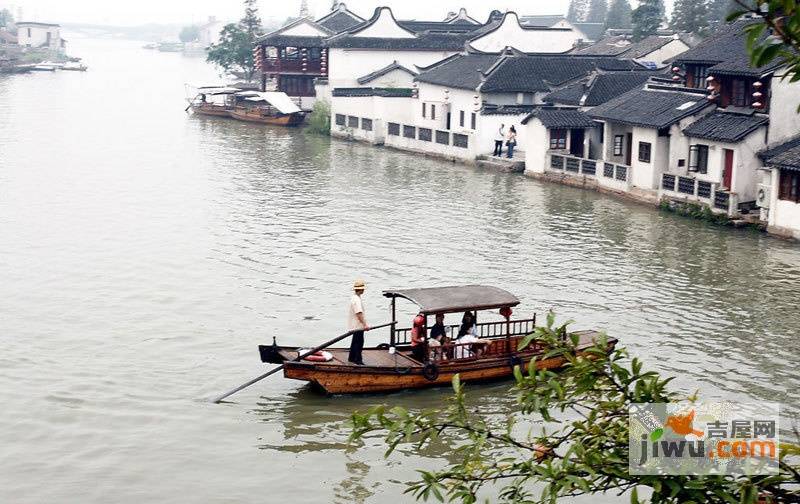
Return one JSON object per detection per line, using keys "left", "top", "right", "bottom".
{"left": 316, "top": 4, "right": 365, "bottom": 34}
{"left": 522, "top": 107, "right": 599, "bottom": 128}
{"left": 416, "top": 53, "right": 647, "bottom": 94}
{"left": 356, "top": 60, "right": 417, "bottom": 84}
{"left": 589, "top": 87, "right": 713, "bottom": 128}
{"left": 519, "top": 15, "right": 565, "bottom": 27}
{"left": 759, "top": 136, "right": 800, "bottom": 171}
{"left": 397, "top": 20, "right": 481, "bottom": 34}
{"left": 573, "top": 23, "right": 606, "bottom": 41}
{"left": 414, "top": 53, "right": 502, "bottom": 90}
{"left": 332, "top": 87, "right": 414, "bottom": 97}
{"left": 257, "top": 34, "right": 327, "bottom": 47}
{"left": 626, "top": 35, "right": 674, "bottom": 59}
{"left": 682, "top": 111, "right": 768, "bottom": 142}
{"left": 574, "top": 35, "right": 631, "bottom": 56}
{"left": 480, "top": 104, "right": 537, "bottom": 115}
{"left": 544, "top": 71, "right": 658, "bottom": 106}
{"left": 327, "top": 31, "right": 472, "bottom": 50}
{"left": 480, "top": 56, "right": 643, "bottom": 93}
{"left": 675, "top": 19, "right": 783, "bottom": 77}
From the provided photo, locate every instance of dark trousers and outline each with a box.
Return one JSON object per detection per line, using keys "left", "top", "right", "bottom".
{"left": 506, "top": 142, "right": 515, "bottom": 158}
{"left": 348, "top": 330, "right": 364, "bottom": 364}
{"left": 411, "top": 344, "right": 427, "bottom": 363}
{"left": 493, "top": 140, "right": 503, "bottom": 156}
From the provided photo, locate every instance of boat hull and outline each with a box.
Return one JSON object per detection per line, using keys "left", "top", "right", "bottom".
{"left": 265, "top": 331, "right": 616, "bottom": 394}
{"left": 191, "top": 104, "right": 231, "bottom": 117}
{"left": 228, "top": 108, "right": 305, "bottom": 126}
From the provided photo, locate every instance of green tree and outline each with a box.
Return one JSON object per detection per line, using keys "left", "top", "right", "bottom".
{"left": 179, "top": 25, "right": 200, "bottom": 43}
{"left": 206, "top": 0, "right": 263, "bottom": 81}
{"left": 729, "top": 0, "right": 800, "bottom": 92}
{"left": 586, "top": 0, "right": 608, "bottom": 24}
{"left": 631, "top": 0, "right": 664, "bottom": 40}
{"left": 670, "top": 0, "right": 709, "bottom": 34}
{"left": 305, "top": 99, "right": 331, "bottom": 136}
{"left": 605, "top": 0, "right": 632, "bottom": 29}
{"left": 351, "top": 314, "right": 800, "bottom": 503}
{"left": 566, "top": 0, "right": 590, "bottom": 23}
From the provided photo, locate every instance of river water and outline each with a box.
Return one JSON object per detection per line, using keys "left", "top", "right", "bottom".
{"left": 1, "top": 36, "right": 799, "bottom": 503}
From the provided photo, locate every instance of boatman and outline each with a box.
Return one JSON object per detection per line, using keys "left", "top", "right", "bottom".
{"left": 347, "top": 278, "right": 369, "bottom": 365}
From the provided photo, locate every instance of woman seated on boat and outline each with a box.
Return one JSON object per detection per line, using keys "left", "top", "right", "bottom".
{"left": 429, "top": 313, "right": 448, "bottom": 345}
{"left": 453, "top": 311, "right": 489, "bottom": 359}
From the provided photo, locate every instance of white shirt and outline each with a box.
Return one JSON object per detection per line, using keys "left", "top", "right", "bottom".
{"left": 495, "top": 127, "right": 505, "bottom": 142}
{"left": 347, "top": 293, "right": 366, "bottom": 331}
{"left": 454, "top": 334, "right": 480, "bottom": 359}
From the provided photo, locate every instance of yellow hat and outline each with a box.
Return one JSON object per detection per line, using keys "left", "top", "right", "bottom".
{"left": 353, "top": 278, "right": 366, "bottom": 290}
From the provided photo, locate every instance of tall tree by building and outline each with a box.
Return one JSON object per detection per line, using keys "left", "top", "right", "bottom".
{"left": 241, "top": 0, "right": 262, "bottom": 40}
{"left": 566, "top": 0, "right": 591, "bottom": 23}
{"left": 706, "top": 0, "right": 736, "bottom": 29}
{"left": 605, "top": 0, "right": 632, "bottom": 29}
{"left": 670, "top": 0, "right": 709, "bottom": 34}
{"left": 206, "top": 0, "right": 263, "bottom": 82}
{"left": 586, "top": 0, "right": 608, "bottom": 23}
{"left": 631, "top": 0, "right": 664, "bottom": 40}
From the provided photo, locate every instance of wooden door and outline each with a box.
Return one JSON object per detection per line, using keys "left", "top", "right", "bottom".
{"left": 625, "top": 133, "right": 633, "bottom": 165}
{"left": 570, "top": 129, "right": 584, "bottom": 157}
{"left": 723, "top": 149, "right": 734, "bottom": 189}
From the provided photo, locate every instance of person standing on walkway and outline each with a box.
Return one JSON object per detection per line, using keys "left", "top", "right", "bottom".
{"left": 506, "top": 125, "right": 517, "bottom": 159}
{"left": 493, "top": 124, "right": 505, "bottom": 156}
{"left": 347, "top": 278, "right": 369, "bottom": 365}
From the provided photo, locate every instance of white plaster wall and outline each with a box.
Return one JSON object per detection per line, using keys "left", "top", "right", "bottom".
{"left": 768, "top": 73, "right": 800, "bottom": 145}
{"left": 636, "top": 39, "right": 690, "bottom": 66}
{"left": 363, "top": 68, "right": 415, "bottom": 88}
{"left": 630, "top": 126, "right": 660, "bottom": 190}
{"left": 330, "top": 94, "right": 417, "bottom": 144}
{"left": 468, "top": 13, "right": 580, "bottom": 53}
{"left": 771, "top": 172, "right": 800, "bottom": 239}
{"left": 523, "top": 120, "right": 549, "bottom": 174}
{"left": 281, "top": 21, "right": 329, "bottom": 37}
{"left": 17, "top": 25, "right": 60, "bottom": 48}
{"left": 384, "top": 129, "right": 478, "bottom": 161}
{"left": 352, "top": 8, "right": 415, "bottom": 38}
{"left": 328, "top": 48, "right": 457, "bottom": 88}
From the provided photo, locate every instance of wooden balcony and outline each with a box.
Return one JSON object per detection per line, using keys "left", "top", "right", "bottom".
{"left": 261, "top": 58, "right": 326, "bottom": 75}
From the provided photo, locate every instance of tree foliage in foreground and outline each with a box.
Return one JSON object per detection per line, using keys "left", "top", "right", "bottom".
{"left": 730, "top": 0, "right": 800, "bottom": 89}
{"left": 351, "top": 313, "right": 800, "bottom": 503}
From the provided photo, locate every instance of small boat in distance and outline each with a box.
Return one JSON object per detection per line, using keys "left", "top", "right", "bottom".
{"left": 62, "top": 61, "right": 88, "bottom": 72}
{"left": 259, "top": 285, "right": 616, "bottom": 394}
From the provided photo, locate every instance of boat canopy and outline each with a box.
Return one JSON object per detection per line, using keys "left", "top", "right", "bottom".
{"left": 383, "top": 285, "right": 520, "bottom": 315}
{"left": 241, "top": 91, "right": 302, "bottom": 114}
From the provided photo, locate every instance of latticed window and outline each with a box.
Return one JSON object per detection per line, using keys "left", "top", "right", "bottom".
{"left": 403, "top": 125, "right": 416, "bottom": 139}
{"left": 453, "top": 134, "right": 468, "bottom": 148}
{"left": 731, "top": 79, "right": 748, "bottom": 107}
{"left": 435, "top": 130, "right": 449, "bottom": 145}
{"left": 638, "top": 142, "right": 651, "bottom": 163}
{"left": 418, "top": 128, "right": 432, "bottom": 141}
{"left": 335, "top": 114, "right": 345, "bottom": 126}
{"left": 361, "top": 118, "right": 372, "bottom": 131}
{"left": 550, "top": 129, "right": 567, "bottom": 150}
{"left": 779, "top": 169, "right": 800, "bottom": 203}
{"left": 347, "top": 116, "right": 358, "bottom": 128}
{"left": 613, "top": 135, "right": 624, "bottom": 156}
{"left": 388, "top": 122, "right": 400, "bottom": 136}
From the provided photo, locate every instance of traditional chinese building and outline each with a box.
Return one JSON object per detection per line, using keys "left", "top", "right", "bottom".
{"left": 253, "top": 3, "right": 364, "bottom": 108}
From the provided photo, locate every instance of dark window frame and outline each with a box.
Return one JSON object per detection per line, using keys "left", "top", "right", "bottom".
{"left": 470, "top": 112, "right": 476, "bottom": 130}
{"left": 335, "top": 114, "right": 346, "bottom": 126}
{"left": 361, "top": 118, "right": 373, "bottom": 131}
{"left": 388, "top": 122, "right": 400, "bottom": 136}
{"left": 459, "top": 110, "right": 465, "bottom": 128}
{"left": 549, "top": 129, "right": 567, "bottom": 150}
{"left": 422, "top": 102, "right": 426, "bottom": 118}
{"left": 689, "top": 144, "right": 709, "bottom": 174}
{"left": 613, "top": 135, "right": 624, "bottom": 156}
{"left": 779, "top": 169, "right": 800, "bottom": 203}
{"left": 347, "top": 116, "right": 359, "bottom": 128}
{"left": 431, "top": 105, "right": 436, "bottom": 120}
{"left": 638, "top": 141, "right": 652, "bottom": 163}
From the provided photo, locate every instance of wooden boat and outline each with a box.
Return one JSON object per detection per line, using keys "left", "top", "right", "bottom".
{"left": 185, "top": 85, "right": 240, "bottom": 117}
{"left": 259, "top": 285, "right": 617, "bottom": 394}
{"left": 227, "top": 91, "right": 305, "bottom": 126}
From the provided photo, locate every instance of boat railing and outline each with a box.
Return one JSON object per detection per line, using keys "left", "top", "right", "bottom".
{"left": 393, "top": 317, "right": 536, "bottom": 345}
{"left": 427, "top": 334, "right": 543, "bottom": 363}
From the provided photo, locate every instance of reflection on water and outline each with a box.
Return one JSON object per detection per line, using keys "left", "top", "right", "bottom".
{"left": 1, "top": 36, "right": 800, "bottom": 503}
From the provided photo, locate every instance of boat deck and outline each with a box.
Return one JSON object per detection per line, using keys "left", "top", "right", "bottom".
{"left": 278, "top": 347, "right": 422, "bottom": 367}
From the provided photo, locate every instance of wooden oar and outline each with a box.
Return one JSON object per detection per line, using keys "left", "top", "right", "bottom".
{"left": 211, "top": 321, "right": 396, "bottom": 404}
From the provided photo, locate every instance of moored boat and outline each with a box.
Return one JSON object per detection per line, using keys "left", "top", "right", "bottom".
{"left": 228, "top": 91, "right": 306, "bottom": 126}
{"left": 259, "top": 285, "right": 617, "bottom": 394}
{"left": 185, "top": 85, "right": 240, "bottom": 117}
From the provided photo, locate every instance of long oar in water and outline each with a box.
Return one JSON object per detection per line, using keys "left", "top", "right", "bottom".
{"left": 211, "top": 321, "right": 396, "bottom": 404}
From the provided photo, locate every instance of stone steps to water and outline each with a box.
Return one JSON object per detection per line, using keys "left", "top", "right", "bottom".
{"left": 476, "top": 154, "right": 525, "bottom": 173}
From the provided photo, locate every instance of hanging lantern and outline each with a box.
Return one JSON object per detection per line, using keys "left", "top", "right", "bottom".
{"left": 443, "top": 89, "right": 450, "bottom": 103}
{"left": 753, "top": 91, "right": 763, "bottom": 99}
{"left": 706, "top": 85, "right": 715, "bottom": 91}
{"left": 706, "top": 75, "right": 715, "bottom": 82}
{"left": 672, "top": 66, "right": 681, "bottom": 73}
{"left": 753, "top": 81, "right": 763, "bottom": 88}
{"left": 706, "top": 94, "right": 717, "bottom": 101}
{"left": 753, "top": 101, "right": 763, "bottom": 108}
{"left": 672, "top": 75, "right": 681, "bottom": 81}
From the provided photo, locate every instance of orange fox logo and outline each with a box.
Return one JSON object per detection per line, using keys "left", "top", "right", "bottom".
{"left": 665, "top": 410, "right": 704, "bottom": 437}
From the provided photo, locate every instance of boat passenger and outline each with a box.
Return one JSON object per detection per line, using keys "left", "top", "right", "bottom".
{"left": 347, "top": 278, "right": 369, "bottom": 365}
{"left": 410, "top": 313, "right": 427, "bottom": 362}
{"left": 454, "top": 311, "right": 488, "bottom": 359}
{"left": 429, "top": 313, "right": 448, "bottom": 345}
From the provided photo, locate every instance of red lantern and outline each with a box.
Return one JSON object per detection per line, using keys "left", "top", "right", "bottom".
{"left": 499, "top": 306, "right": 512, "bottom": 319}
